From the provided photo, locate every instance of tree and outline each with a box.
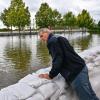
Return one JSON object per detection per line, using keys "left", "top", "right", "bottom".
{"left": 0, "top": 9, "right": 10, "bottom": 28}
{"left": 35, "top": 3, "right": 62, "bottom": 29}
{"left": 97, "top": 21, "right": 100, "bottom": 31}
{"left": 63, "top": 11, "right": 76, "bottom": 30}
{"left": 52, "top": 9, "right": 62, "bottom": 29}
{"left": 0, "top": 0, "right": 31, "bottom": 33}
{"left": 77, "top": 9, "right": 94, "bottom": 31}
{"left": 35, "top": 3, "right": 54, "bottom": 28}
{"left": 10, "top": 0, "right": 31, "bottom": 33}
{"left": 98, "top": 21, "right": 100, "bottom": 27}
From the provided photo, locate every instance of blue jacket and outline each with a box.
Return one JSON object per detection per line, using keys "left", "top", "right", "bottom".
{"left": 47, "top": 33, "right": 86, "bottom": 83}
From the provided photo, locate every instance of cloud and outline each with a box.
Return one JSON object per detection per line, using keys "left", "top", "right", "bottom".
{"left": 0, "top": 0, "right": 100, "bottom": 28}
{"left": 0, "top": 0, "right": 10, "bottom": 11}
{"left": 72, "top": 0, "right": 100, "bottom": 21}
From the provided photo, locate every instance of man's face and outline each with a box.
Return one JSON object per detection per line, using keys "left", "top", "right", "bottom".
{"left": 39, "top": 32, "right": 48, "bottom": 42}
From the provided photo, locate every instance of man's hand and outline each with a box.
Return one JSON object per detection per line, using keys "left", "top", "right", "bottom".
{"left": 39, "top": 73, "right": 51, "bottom": 80}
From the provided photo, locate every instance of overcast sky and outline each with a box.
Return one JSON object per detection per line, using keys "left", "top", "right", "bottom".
{"left": 0, "top": 0, "right": 100, "bottom": 28}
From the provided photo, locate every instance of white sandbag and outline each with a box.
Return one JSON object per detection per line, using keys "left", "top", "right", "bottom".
{"left": 26, "top": 93, "right": 44, "bottom": 100}
{"left": 59, "top": 92, "right": 78, "bottom": 100}
{"left": 90, "top": 73, "right": 100, "bottom": 88}
{"left": 88, "top": 52, "right": 97, "bottom": 57}
{"left": 92, "top": 47, "right": 100, "bottom": 53}
{"left": 58, "top": 88, "right": 78, "bottom": 100}
{"left": 79, "top": 50, "right": 91, "bottom": 56}
{"left": 61, "top": 87, "right": 78, "bottom": 100}
{"left": 94, "top": 56, "right": 100, "bottom": 62}
{"left": 80, "top": 46, "right": 100, "bottom": 58}
{"left": 28, "top": 78, "right": 51, "bottom": 88}
{"left": 1, "top": 83, "right": 35, "bottom": 100}
{"left": 0, "top": 91, "right": 18, "bottom": 100}
{"left": 19, "top": 74, "right": 51, "bottom": 88}
{"left": 58, "top": 94, "right": 69, "bottom": 100}
{"left": 86, "top": 63, "right": 95, "bottom": 70}
{"left": 94, "top": 61, "right": 100, "bottom": 66}
{"left": 50, "top": 88, "right": 67, "bottom": 100}
{"left": 50, "top": 74, "right": 68, "bottom": 100}
{"left": 94, "top": 56, "right": 100, "bottom": 66}
{"left": 26, "top": 97, "right": 33, "bottom": 100}
{"left": 0, "top": 92, "right": 4, "bottom": 100}
{"left": 53, "top": 74, "right": 68, "bottom": 89}
{"left": 19, "top": 74, "right": 38, "bottom": 84}
{"left": 84, "top": 55, "right": 94, "bottom": 63}
{"left": 89, "top": 71, "right": 100, "bottom": 97}
{"left": 79, "top": 49, "right": 97, "bottom": 59}
{"left": 37, "top": 83, "right": 58, "bottom": 99}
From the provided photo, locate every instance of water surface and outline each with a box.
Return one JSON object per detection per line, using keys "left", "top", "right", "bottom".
{"left": 0, "top": 32, "right": 100, "bottom": 89}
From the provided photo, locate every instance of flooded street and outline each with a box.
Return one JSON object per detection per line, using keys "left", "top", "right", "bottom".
{"left": 0, "top": 32, "right": 100, "bottom": 89}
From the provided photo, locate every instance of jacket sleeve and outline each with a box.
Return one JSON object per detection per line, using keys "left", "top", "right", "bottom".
{"left": 48, "top": 39, "right": 63, "bottom": 79}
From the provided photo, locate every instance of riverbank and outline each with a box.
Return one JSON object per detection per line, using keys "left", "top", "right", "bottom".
{"left": 0, "top": 29, "right": 92, "bottom": 36}
{"left": 0, "top": 46, "right": 100, "bottom": 100}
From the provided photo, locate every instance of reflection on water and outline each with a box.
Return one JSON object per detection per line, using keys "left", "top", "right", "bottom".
{"left": 0, "top": 32, "right": 100, "bottom": 89}
{"left": 71, "top": 34, "right": 92, "bottom": 52}
{"left": 36, "top": 41, "right": 50, "bottom": 67}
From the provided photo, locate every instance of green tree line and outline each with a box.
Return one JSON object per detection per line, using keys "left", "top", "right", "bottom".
{"left": 0, "top": 2, "right": 100, "bottom": 32}
{"left": 35, "top": 3, "right": 100, "bottom": 32}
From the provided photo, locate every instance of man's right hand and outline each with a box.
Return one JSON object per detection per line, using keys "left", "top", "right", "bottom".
{"left": 38, "top": 74, "right": 51, "bottom": 79}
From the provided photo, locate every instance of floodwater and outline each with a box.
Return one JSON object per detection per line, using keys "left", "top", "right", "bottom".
{"left": 0, "top": 32, "right": 100, "bottom": 89}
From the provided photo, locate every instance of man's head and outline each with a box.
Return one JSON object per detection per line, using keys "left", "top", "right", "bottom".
{"left": 39, "top": 28, "right": 51, "bottom": 41}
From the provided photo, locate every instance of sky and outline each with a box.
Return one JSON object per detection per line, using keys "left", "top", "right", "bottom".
{"left": 0, "top": 0, "right": 100, "bottom": 28}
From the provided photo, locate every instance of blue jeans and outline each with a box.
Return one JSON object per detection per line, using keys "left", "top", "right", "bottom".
{"left": 71, "top": 66, "right": 99, "bottom": 100}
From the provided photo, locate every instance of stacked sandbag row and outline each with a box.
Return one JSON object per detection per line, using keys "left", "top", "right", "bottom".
{"left": 0, "top": 68, "right": 78, "bottom": 100}
{"left": 0, "top": 46, "right": 100, "bottom": 100}
{"left": 79, "top": 46, "right": 100, "bottom": 70}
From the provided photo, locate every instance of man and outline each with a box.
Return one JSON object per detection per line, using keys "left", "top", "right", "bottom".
{"left": 38, "top": 28, "right": 99, "bottom": 100}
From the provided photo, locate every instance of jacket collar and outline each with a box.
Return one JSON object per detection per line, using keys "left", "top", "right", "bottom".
{"left": 47, "top": 33, "right": 54, "bottom": 44}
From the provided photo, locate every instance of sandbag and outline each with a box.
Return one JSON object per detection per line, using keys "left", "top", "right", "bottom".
{"left": 19, "top": 74, "right": 51, "bottom": 88}
{"left": 26, "top": 93, "right": 44, "bottom": 100}
{"left": 1, "top": 83, "right": 35, "bottom": 100}
{"left": 37, "top": 82, "right": 58, "bottom": 99}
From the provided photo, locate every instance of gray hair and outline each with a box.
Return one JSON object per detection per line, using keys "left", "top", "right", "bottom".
{"left": 38, "top": 28, "right": 51, "bottom": 35}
